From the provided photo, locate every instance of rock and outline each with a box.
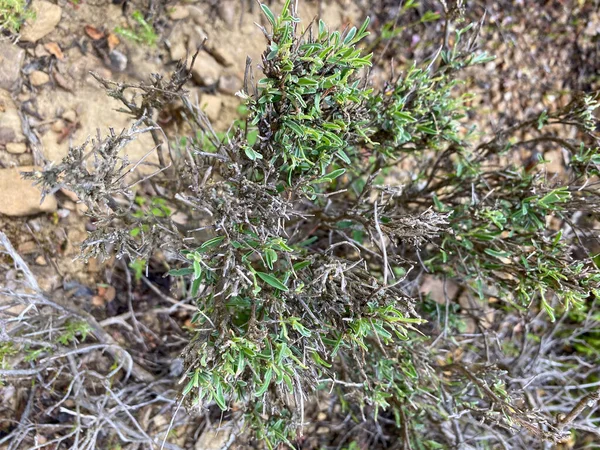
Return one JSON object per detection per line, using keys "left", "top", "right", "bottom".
{"left": 0, "top": 128, "right": 16, "bottom": 146}
{"left": 207, "top": 45, "right": 234, "bottom": 67}
{"left": 217, "top": 0, "right": 236, "bottom": 26}
{"left": 5, "top": 143, "right": 26, "bottom": 154}
{"left": 0, "top": 43, "right": 26, "bottom": 90}
{"left": 18, "top": 153, "right": 34, "bottom": 165}
{"left": 52, "top": 119, "right": 66, "bottom": 132}
{"left": 109, "top": 50, "right": 128, "bottom": 72}
{"left": 195, "top": 429, "right": 232, "bottom": 450}
{"left": 0, "top": 90, "right": 24, "bottom": 144}
{"left": 218, "top": 74, "right": 241, "bottom": 95}
{"left": 189, "top": 26, "right": 208, "bottom": 52}
{"left": 62, "top": 109, "right": 77, "bottom": 123}
{"left": 20, "top": 1, "right": 63, "bottom": 43}
{"left": 0, "top": 166, "right": 57, "bottom": 216}
{"left": 191, "top": 52, "right": 221, "bottom": 86}
{"left": 168, "top": 25, "right": 188, "bottom": 62}
{"left": 168, "top": 4, "right": 189, "bottom": 20}
{"left": 188, "top": 4, "right": 210, "bottom": 25}
{"left": 200, "top": 95, "right": 222, "bottom": 122}
{"left": 30, "top": 70, "right": 50, "bottom": 86}
{"left": 35, "top": 255, "right": 47, "bottom": 266}
{"left": 34, "top": 44, "right": 49, "bottom": 57}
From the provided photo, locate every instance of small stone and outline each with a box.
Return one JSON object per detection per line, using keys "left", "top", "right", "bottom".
{"left": 62, "top": 109, "right": 77, "bottom": 123}
{"left": 109, "top": 50, "right": 128, "bottom": 72}
{"left": 0, "top": 166, "right": 57, "bottom": 216}
{"left": 57, "top": 208, "right": 70, "bottom": 219}
{"left": 218, "top": 0, "right": 236, "bottom": 26}
{"left": 91, "top": 296, "right": 105, "bottom": 307}
{"left": 206, "top": 45, "right": 234, "bottom": 67}
{"left": 35, "top": 255, "right": 47, "bottom": 266}
{"left": 35, "top": 44, "right": 49, "bottom": 57}
{"left": 170, "top": 42, "right": 187, "bottom": 62}
{"left": 191, "top": 52, "right": 221, "bottom": 86}
{"left": 18, "top": 153, "right": 34, "bottom": 165}
{"left": 5, "top": 143, "right": 26, "bottom": 154}
{"left": 188, "top": 4, "right": 210, "bottom": 25}
{"left": 200, "top": 95, "right": 222, "bottom": 122}
{"left": 194, "top": 429, "right": 232, "bottom": 450}
{"left": 17, "top": 241, "right": 37, "bottom": 254}
{"left": 99, "top": 285, "right": 116, "bottom": 302}
{"left": 52, "top": 119, "right": 66, "bottom": 132}
{"left": 20, "top": 1, "right": 63, "bottom": 43}
{"left": 0, "top": 89, "right": 25, "bottom": 144}
{"left": 0, "top": 43, "right": 26, "bottom": 90}
{"left": 0, "top": 128, "right": 16, "bottom": 146}
{"left": 168, "top": 4, "right": 189, "bottom": 20}
{"left": 30, "top": 70, "right": 50, "bottom": 86}
{"left": 218, "top": 74, "right": 241, "bottom": 95}
{"left": 171, "top": 211, "right": 188, "bottom": 225}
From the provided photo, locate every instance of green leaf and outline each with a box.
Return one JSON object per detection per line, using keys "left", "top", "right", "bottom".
{"left": 293, "top": 260, "right": 311, "bottom": 271}
{"left": 264, "top": 249, "right": 278, "bottom": 270}
{"left": 336, "top": 149, "right": 351, "bottom": 164}
{"left": 484, "top": 248, "right": 511, "bottom": 260}
{"left": 193, "top": 260, "right": 202, "bottom": 280}
{"left": 260, "top": 3, "right": 276, "bottom": 26}
{"left": 201, "top": 236, "right": 225, "bottom": 249}
{"left": 169, "top": 267, "right": 195, "bottom": 276}
{"left": 285, "top": 120, "right": 304, "bottom": 137}
{"left": 214, "top": 381, "right": 227, "bottom": 410}
{"left": 298, "top": 77, "right": 318, "bottom": 87}
{"left": 255, "top": 367, "right": 273, "bottom": 397}
{"left": 256, "top": 272, "right": 289, "bottom": 292}
{"left": 343, "top": 27, "right": 357, "bottom": 45}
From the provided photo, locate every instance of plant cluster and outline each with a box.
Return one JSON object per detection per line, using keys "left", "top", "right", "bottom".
{"left": 20, "top": 1, "right": 600, "bottom": 448}
{"left": 0, "top": 0, "right": 33, "bottom": 34}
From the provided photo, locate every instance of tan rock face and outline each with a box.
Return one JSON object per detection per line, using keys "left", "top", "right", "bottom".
{"left": 0, "top": 166, "right": 57, "bottom": 216}
{"left": 0, "top": 89, "right": 25, "bottom": 145}
{"left": 191, "top": 52, "right": 221, "bottom": 86}
{"left": 200, "top": 95, "right": 222, "bottom": 122}
{"left": 0, "top": 43, "right": 26, "bottom": 91}
{"left": 30, "top": 70, "right": 50, "bottom": 86}
{"left": 168, "top": 4, "right": 189, "bottom": 20}
{"left": 20, "top": 0, "right": 62, "bottom": 43}
{"left": 5, "top": 143, "right": 27, "bottom": 154}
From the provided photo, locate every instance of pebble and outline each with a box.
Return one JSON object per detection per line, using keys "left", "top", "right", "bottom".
{"left": 218, "top": 74, "right": 241, "bottom": 95}
{"left": 0, "top": 90, "right": 25, "bottom": 144}
{"left": 0, "top": 43, "right": 26, "bottom": 90}
{"left": 35, "top": 44, "right": 49, "bottom": 57}
{"left": 52, "top": 119, "right": 66, "bottom": 132}
{"left": 30, "top": 70, "right": 50, "bottom": 86}
{"left": 168, "top": 4, "right": 190, "bottom": 20}
{"left": 109, "top": 50, "right": 128, "bottom": 72}
{"left": 0, "top": 166, "right": 57, "bottom": 216}
{"left": 57, "top": 208, "right": 70, "bottom": 219}
{"left": 20, "top": 1, "right": 63, "bottom": 43}
{"left": 62, "top": 109, "right": 77, "bottom": 123}
{"left": 191, "top": 52, "right": 221, "bottom": 86}
{"left": 5, "top": 143, "right": 27, "bottom": 154}
{"left": 35, "top": 255, "right": 48, "bottom": 266}
{"left": 200, "top": 95, "right": 222, "bottom": 122}
{"left": 218, "top": 0, "right": 236, "bottom": 26}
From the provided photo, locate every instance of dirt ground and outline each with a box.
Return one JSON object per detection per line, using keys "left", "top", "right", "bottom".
{"left": 0, "top": 0, "right": 599, "bottom": 448}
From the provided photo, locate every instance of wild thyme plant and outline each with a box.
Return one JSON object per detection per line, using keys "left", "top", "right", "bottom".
{"left": 30, "top": 1, "right": 600, "bottom": 447}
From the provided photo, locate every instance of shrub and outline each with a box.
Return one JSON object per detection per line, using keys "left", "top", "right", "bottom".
{"left": 28, "top": 1, "right": 600, "bottom": 448}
